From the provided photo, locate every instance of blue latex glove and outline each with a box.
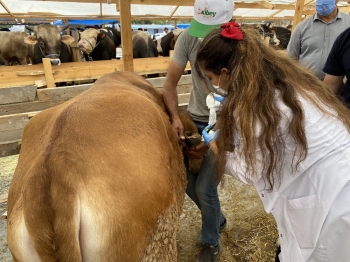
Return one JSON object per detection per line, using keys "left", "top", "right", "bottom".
{"left": 202, "top": 125, "right": 218, "bottom": 146}
{"left": 214, "top": 93, "right": 225, "bottom": 103}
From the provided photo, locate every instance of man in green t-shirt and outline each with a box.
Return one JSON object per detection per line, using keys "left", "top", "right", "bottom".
{"left": 162, "top": 0, "right": 234, "bottom": 261}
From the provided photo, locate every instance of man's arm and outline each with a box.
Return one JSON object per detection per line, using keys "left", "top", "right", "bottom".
{"left": 323, "top": 74, "right": 344, "bottom": 94}
{"left": 163, "top": 60, "right": 186, "bottom": 139}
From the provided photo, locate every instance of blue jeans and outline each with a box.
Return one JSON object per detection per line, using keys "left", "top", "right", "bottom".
{"left": 184, "top": 120, "right": 225, "bottom": 246}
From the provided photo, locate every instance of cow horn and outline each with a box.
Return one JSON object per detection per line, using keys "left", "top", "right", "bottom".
{"left": 25, "top": 25, "right": 34, "bottom": 32}
{"left": 59, "top": 24, "right": 70, "bottom": 32}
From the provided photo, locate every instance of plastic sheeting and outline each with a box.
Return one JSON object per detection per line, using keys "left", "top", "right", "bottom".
{"left": 52, "top": 19, "right": 118, "bottom": 26}
{"left": 0, "top": 0, "right": 298, "bottom": 22}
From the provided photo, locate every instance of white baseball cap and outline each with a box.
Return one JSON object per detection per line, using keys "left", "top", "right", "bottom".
{"left": 188, "top": 0, "right": 234, "bottom": 38}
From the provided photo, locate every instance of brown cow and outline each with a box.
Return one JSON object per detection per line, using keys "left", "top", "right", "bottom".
{"left": 25, "top": 24, "right": 75, "bottom": 65}
{"left": 0, "top": 31, "right": 34, "bottom": 65}
{"left": 132, "top": 31, "right": 158, "bottom": 58}
{"left": 6, "top": 71, "right": 198, "bottom": 262}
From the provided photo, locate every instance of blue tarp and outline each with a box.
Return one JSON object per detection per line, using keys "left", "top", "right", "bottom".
{"left": 176, "top": 23, "right": 190, "bottom": 29}
{"left": 52, "top": 19, "right": 118, "bottom": 26}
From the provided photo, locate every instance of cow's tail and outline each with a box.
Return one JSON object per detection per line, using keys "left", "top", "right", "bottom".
{"left": 23, "top": 157, "right": 82, "bottom": 262}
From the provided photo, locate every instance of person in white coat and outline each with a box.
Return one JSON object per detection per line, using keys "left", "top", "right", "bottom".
{"left": 196, "top": 23, "right": 350, "bottom": 262}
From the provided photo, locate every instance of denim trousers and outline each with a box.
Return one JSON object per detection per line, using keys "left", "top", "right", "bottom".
{"left": 184, "top": 120, "right": 225, "bottom": 246}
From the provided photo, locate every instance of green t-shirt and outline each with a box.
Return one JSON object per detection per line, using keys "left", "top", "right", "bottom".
{"left": 171, "top": 29, "right": 216, "bottom": 122}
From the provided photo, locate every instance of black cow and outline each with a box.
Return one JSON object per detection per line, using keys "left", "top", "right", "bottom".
{"left": 261, "top": 23, "right": 291, "bottom": 49}
{"left": 154, "top": 29, "right": 183, "bottom": 57}
{"left": 77, "top": 28, "right": 119, "bottom": 61}
{"left": 132, "top": 31, "right": 158, "bottom": 58}
{"left": 24, "top": 24, "right": 75, "bottom": 65}
{"left": 102, "top": 28, "right": 121, "bottom": 48}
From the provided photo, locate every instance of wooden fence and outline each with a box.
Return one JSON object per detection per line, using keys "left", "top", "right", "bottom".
{"left": 0, "top": 58, "right": 193, "bottom": 157}
{"left": 0, "top": 57, "right": 190, "bottom": 88}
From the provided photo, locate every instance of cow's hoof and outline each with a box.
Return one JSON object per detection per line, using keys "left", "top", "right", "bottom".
{"left": 185, "top": 131, "right": 202, "bottom": 148}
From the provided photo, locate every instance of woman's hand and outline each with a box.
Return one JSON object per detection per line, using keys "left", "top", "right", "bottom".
{"left": 202, "top": 125, "right": 218, "bottom": 146}
{"left": 202, "top": 125, "right": 219, "bottom": 156}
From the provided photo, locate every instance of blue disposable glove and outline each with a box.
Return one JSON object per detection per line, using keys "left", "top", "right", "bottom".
{"left": 202, "top": 125, "right": 218, "bottom": 146}
{"left": 214, "top": 93, "right": 225, "bottom": 103}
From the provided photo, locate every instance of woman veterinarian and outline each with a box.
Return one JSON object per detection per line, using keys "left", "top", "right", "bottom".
{"left": 197, "top": 22, "right": 350, "bottom": 262}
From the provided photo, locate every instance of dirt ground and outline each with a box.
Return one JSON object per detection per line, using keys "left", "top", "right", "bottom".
{"left": 0, "top": 154, "right": 278, "bottom": 262}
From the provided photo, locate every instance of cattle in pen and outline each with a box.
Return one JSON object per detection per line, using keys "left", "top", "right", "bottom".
{"left": 77, "top": 28, "right": 120, "bottom": 61}
{"left": 154, "top": 29, "right": 183, "bottom": 57}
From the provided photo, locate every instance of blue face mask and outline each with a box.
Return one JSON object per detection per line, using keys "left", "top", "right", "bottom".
{"left": 316, "top": 0, "right": 336, "bottom": 16}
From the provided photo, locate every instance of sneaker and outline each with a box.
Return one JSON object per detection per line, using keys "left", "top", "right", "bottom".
{"left": 196, "top": 218, "right": 227, "bottom": 246}
{"left": 196, "top": 243, "right": 221, "bottom": 262}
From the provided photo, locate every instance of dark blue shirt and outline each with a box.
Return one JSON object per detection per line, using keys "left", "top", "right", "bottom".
{"left": 323, "top": 26, "right": 350, "bottom": 107}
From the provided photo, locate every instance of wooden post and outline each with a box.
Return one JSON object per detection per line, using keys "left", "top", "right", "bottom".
{"left": 292, "top": 0, "right": 305, "bottom": 32}
{"left": 42, "top": 58, "right": 56, "bottom": 88}
{"left": 119, "top": 0, "right": 134, "bottom": 72}
{"left": 70, "top": 30, "right": 81, "bottom": 62}
{"left": 63, "top": 18, "right": 70, "bottom": 35}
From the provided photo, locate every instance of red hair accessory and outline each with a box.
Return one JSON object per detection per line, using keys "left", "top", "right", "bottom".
{"left": 220, "top": 22, "right": 244, "bottom": 40}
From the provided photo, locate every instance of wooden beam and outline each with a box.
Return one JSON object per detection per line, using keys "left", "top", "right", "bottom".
{"left": 0, "top": 0, "right": 14, "bottom": 16}
{"left": 169, "top": 6, "right": 180, "bottom": 20}
{"left": 268, "top": 9, "right": 285, "bottom": 18}
{"left": 0, "top": 58, "right": 191, "bottom": 88}
{"left": 27, "top": 0, "right": 194, "bottom": 4}
{"left": 255, "top": 1, "right": 274, "bottom": 9}
{"left": 234, "top": 3, "right": 296, "bottom": 10}
{"left": 234, "top": 16, "right": 295, "bottom": 20}
{"left": 120, "top": 0, "right": 133, "bottom": 72}
{"left": 130, "top": 0, "right": 193, "bottom": 5}
{"left": 42, "top": 58, "right": 56, "bottom": 88}
{"left": 292, "top": 0, "right": 306, "bottom": 31}
{"left": 0, "top": 100, "right": 69, "bottom": 116}
{"left": 63, "top": 18, "right": 70, "bottom": 35}
{"left": 27, "top": 0, "right": 118, "bottom": 2}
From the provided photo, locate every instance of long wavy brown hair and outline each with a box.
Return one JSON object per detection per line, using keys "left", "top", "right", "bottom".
{"left": 195, "top": 27, "right": 350, "bottom": 191}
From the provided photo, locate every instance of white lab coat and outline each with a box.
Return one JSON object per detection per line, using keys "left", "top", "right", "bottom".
{"left": 225, "top": 94, "right": 350, "bottom": 262}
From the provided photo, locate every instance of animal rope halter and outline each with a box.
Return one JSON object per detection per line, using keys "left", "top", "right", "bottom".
{"left": 36, "top": 40, "right": 61, "bottom": 65}
{"left": 80, "top": 36, "right": 101, "bottom": 61}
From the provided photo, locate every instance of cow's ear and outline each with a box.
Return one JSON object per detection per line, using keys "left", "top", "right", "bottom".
{"left": 24, "top": 35, "right": 37, "bottom": 45}
{"left": 61, "top": 35, "right": 75, "bottom": 44}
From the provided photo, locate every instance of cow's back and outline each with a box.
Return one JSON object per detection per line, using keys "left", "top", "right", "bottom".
{"left": 132, "top": 31, "right": 158, "bottom": 58}
{"left": 7, "top": 71, "right": 186, "bottom": 262}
